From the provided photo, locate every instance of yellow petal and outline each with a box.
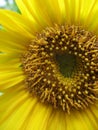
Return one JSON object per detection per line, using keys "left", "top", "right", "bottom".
{"left": 0, "top": 84, "right": 52, "bottom": 130}
{"left": 25, "top": 103, "right": 52, "bottom": 130}
{"left": 0, "top": 74, "right": 25, "bottom": 90}
{"left": 0, "top": 53, "right": 24, "bottom": 90}
{"left": 0, "top": 9, "right": 36, "bottom": 38}
{"left": 0, "top": 30, "right": 26, "bottom": 53}
{"left": 15, "top": 0, "right": 98, "bottom": 34}
{"left": 0, "top": 85, "right": 37, "bottom": 130}
{"left": 16, "top": 0, "right": 63, "bottom": 26}
{"left": 0, "top": 53, "right": 21, "bottom": 64}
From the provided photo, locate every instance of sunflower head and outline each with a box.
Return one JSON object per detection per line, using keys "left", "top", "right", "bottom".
{"left": 21, "top": 24, "right": 98, "bottom": 114}
{"left": 0, "top": 0, "right": 98, "bottom": 130}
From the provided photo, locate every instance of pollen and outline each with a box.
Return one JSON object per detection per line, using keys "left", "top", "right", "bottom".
{"left": 22, "top": 24, "right": 98, "bottom": 114}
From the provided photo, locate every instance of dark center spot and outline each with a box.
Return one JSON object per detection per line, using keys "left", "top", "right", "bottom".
{"left": 55, "top": 53, "right": 76, "bottom": 77}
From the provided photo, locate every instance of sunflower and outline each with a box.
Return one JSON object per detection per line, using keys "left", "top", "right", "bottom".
{"left": 0, "top": 0, "right": 98, "bottom": 130}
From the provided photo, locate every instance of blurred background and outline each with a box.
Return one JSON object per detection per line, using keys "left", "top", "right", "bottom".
{"left": 0, "top": 0, "right": 20, "bottom": 29}
{"left": 0, "top": 0, "right": 20, "bottom": 12}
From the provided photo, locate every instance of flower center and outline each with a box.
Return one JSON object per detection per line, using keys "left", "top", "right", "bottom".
{"left": 55, "top": 53, "right": 77, "bottom": 77}
{"left": 22, "top": 24, "right": 98, "bottom": 113}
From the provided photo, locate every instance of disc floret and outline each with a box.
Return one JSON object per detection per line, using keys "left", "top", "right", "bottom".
{"left": 22, "top": 25, "right": 98, "bottom": 113}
